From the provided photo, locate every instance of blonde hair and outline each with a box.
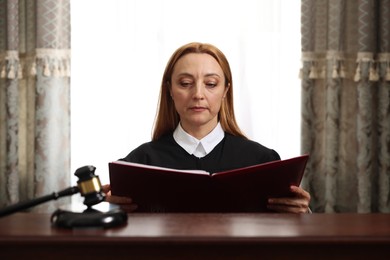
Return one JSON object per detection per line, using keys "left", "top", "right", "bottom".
{"left": 152, "top": 42, "right": 246, "bottom": 141}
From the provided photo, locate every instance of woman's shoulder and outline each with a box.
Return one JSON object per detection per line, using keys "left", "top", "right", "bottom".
{"left": 224, "top": 133, "right": 280, "bottom": 161}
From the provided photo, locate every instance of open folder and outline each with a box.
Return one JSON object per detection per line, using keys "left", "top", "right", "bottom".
{"left": 109, "top": 154, "right": 309, "bottom": 213}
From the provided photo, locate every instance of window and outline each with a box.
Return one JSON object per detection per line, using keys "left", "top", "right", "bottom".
{"left": 70, "top": 0, "right": 301, "bottom": 184}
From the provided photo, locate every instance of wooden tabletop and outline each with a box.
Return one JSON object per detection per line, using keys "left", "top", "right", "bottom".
{"left": 1, "top": 212, "right": 390, "bottom": 259}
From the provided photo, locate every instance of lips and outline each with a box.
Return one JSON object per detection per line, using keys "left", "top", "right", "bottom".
{"left": 190, "top": 106, "right": 207, "bottom": 112}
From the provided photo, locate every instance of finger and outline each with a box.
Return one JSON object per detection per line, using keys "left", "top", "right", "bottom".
{"left": 120, "top": 204, "right": 138, "bottom": 213}
{"left": 268, "top": 197, "right": 309, "bottom": 211}
{"left": 290, "top": 186, "right": 311, "bottom": 200}
{"left": 268, "top": 197, "right": 303, "bottom": 207}
{"left": 106, "top": 194, "right": 133, "bottom": 205}
{"left": 267, "top": 203, "right": 307, "bottom": 214}
{"left": 101, "top": 184, "right": 111, "bottom": 194}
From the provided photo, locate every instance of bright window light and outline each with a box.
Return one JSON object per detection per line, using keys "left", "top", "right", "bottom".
{"left": 70, "top": 0, "right": 301, "bottom": 185}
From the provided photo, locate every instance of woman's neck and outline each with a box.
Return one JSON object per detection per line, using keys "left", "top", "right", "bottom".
{"left": 180, "top": 121, "right": 218, "bottom": 140}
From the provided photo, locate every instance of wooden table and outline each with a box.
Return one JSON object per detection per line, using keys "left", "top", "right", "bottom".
{"left": 0, "top": 212, "right": 389, "bottom": 259}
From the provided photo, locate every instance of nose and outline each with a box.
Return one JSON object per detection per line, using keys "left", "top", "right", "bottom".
{"left": 193, "top": 82, "right": 204, "bottom": 100}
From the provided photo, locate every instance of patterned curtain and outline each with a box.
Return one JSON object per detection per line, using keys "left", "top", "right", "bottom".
{"left": 300, "top": 0, "right": 390, "bottom": 213}
{"left": 0, "top": 0, "right": 70, "bottom": 212}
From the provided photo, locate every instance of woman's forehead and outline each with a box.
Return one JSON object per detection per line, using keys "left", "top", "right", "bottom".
{"left": 172, "top": 53, "right": 223, "bottom": 76}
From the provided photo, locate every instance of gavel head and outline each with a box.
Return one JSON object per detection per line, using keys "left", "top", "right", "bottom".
{"left": 74, "top": 166, "right": 105, "bottom": 207}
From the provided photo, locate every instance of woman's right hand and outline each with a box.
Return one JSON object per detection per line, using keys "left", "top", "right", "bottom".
{"left": 102, "top": 184, "right": 138, "bottom": 212}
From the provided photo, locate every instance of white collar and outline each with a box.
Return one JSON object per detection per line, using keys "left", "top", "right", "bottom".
{"left": 173, "top": 122, "right": 225, "bottom": 158}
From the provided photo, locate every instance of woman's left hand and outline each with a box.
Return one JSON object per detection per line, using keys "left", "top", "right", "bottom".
{"left": 267, "top": 185, "right": 311, "bottom": 213}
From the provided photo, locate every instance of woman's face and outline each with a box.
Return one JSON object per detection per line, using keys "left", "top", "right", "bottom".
{"left": 170, "top": 53, "right": 228, "bottom": 138}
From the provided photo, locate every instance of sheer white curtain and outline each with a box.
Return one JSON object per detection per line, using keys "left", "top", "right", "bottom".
{"left": 70, "top": 0, "right": 301, "bottom": 184}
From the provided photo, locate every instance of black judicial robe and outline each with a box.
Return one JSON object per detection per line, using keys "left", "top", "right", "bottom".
{"left": 122, "top": 133, "right": 280, "bottom": 173}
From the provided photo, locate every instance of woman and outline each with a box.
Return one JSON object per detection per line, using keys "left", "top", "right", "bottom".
{"left": 104, "top": 42, "right": 310, "bottom": 213}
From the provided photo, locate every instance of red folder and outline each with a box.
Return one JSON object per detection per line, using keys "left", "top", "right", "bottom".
{"left": 109, "top": 154, "right": 309, "bottom": 212}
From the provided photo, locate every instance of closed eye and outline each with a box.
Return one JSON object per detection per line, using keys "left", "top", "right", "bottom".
{"left": 180, "top": 82, "right": 192, "bottom": 87}
{"left": 206, "top": 82, "right": 217, "bottom": 88}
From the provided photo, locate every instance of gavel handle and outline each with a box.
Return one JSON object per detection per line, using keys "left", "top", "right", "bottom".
{"left": 0, "top": 186, "right": 79, "bottom": 218}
